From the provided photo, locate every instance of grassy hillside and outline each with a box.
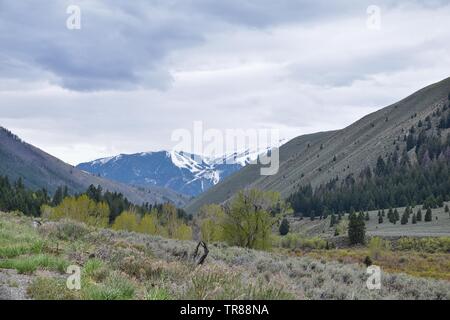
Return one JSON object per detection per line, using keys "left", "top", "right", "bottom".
{"left": 186, "top": 77, "right": 450, "bottom": 214}
{"left": 0, "top": 127, "right": 188, "bottom": 207}
{"left": 0, "top": 212, "right": 449, "bottom": 300}
{"left": 288, "top": 203, "right": 450, "bottom": 238}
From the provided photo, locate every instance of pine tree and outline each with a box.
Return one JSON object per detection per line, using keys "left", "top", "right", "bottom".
{"left": 348, "top": 212, "right": 365, "bottom": 245}
{"left": 401, "top": 211, "right": 409, "bottom": 225}
{"left": 412, "top": 213, "right": 417, "bottom": 224}
{"left": 279, "top": 218, "right": 290, "bottom": 236}
{"left": 330, "top": 213, "right": 337, "bottom": 227}
{"left": 425, "top": 208, "right": 432, "bottom": 222}
{"left": 378, "top": 215, "right": 383, "bottom": 224}
{"left": 365, "top": 212, "right": 370, "bottom": 221}
{"left": 51, "top": 186, "right": 64, "bottom": 206}
{"left": 417, "top": 209, "right": 422, "bottom": 221}
{"left": 394, "top": 209, "right": 400, "bottom": 223}
{"left": 445, "top": 204, "right": 449, "bottom": 213}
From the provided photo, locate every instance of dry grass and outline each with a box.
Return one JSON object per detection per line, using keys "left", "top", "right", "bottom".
{"left": 296, "top": 248, "right": 450, "bottom": 281}
{"left": 1, "top": 212, "right": 449, "bottom": 300}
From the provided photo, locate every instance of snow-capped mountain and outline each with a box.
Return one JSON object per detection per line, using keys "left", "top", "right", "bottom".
{"left": 77, "top": 138, "right": 286, "bottom": 197}
{"left": 77, "top": 150, "right": 244, "bottom": 197}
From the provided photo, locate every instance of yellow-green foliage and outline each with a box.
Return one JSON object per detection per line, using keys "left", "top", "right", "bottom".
{"left": 173, "top": 224, "right": 193, "bottom": 241}
{"left": 368, "top": 237, "right": 391, "bottom": 259}
{"left": 335, "top": 219, "right": 348, "bottom": 236}
{"left": 43, "top": 195, "right": 109, "bottom": 227}
{"left": 112, "top": 208, "right": 192, "bottom": 241}
{"left": 137, "top": 214, "right": 158, "bottom": 235}
{"left": 280, "top": 233, "right": 328, "bottom": 250}
{"left": 222, "top": 189, "right": 291, "bottom": 250}
{"left": 198, "top": 204, "right": 225, "bottom": 242}
{"left": 397, "top": 237, "right": 450, "bottom": 253}
{"left": 112, "top": 211, "right": 139, "bottom": 232}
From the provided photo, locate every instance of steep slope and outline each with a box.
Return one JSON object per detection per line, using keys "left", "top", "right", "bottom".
{"left": 77, "top": 151, "right": 243, "bottom": 197}
{"left": 186, "top": 77, "right": 450, "bottom": 214}
{"left": 0, "top": 128, "right": 188, "bottom": 207}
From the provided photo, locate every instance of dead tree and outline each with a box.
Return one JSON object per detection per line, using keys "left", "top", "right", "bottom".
{"left": 193, "top": 241, "right": 209, "bottom": 265}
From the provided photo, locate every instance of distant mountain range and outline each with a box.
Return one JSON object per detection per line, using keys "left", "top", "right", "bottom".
{"left": 0, "top": 128, "right": 189, "bottom": 207}
{"left": 77, "top": 149, "right": 269, "bottom": 197}
{"left": 185, "top": 77, "right": 450, "bottom": 214}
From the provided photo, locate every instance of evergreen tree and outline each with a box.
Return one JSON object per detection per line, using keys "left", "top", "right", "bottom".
{"left": 412, "top": 213, "right": 417, "bottom": 224}
{"left": 445, "top": 204, "right": 449, "bottom": 213}
{"left": 348, "top": 212, "right": 365, "bottom": 245}
{"left": 51, "top": 186, "right": 65, "bottom": 206}
{"left": 330, "top": 213, "right": 337, "bottom": 227}
{"left": 425, "top": 208, "right": 432, "bottom": 222}
{"left": 401, "top": 210, "right": 409, "bottom": 225}
{"left": 365, "top": 211, "right": 370, "bottom": 221}
{"left": 387, "top": 208, "right": 393, "bottom": 222}
{"left": 279, "top": 218, "right": 290, "bottom": 236}
{"left": 394, "top": 209, "right": 400, "bottom": 223}
{"left": 378, "top": 215, "right": 383, "bottom": 224}
{"left": 416, "top": 209, "right": 422, "bottom": 221}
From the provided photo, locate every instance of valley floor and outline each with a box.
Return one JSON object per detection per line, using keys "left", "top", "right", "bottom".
{"left": 0, "top": 212, "right": 449, "bottom": 300}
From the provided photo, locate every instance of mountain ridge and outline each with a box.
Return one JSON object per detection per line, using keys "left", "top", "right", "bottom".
{"left": 76, "top": 149, "right": 264, "bottom": 197}
{"left": 185, "top": 77, "right": 450, "bottom": 214}
{"left": 0, "top": 128, "right": 188, "bottom": 207}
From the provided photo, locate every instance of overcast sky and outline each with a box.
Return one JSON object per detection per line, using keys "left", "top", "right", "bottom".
{"left": 1, "top": 0, "right": 450, "bottom": 165}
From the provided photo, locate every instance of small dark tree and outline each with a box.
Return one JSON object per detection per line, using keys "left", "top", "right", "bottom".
{"left": 378, "top": 215, "right": 383, "bottom": 224}
{"left": 425, "top": 208, "right": 432, "bottom": 222}
{"left": 445, "top": 204, "right": 449, "bottom": 213}
{"left": 412, "top": 213, "right": 417, "bottom": 224}
{"left": 401, "top": 211, "right": 409, "bottom": 225}
{"left": 364, "top": 256, "right": 372, "bottom": 267}
{"left": 330, "top": 213, "right": 337, "bottom": 227}
{"left": 348, "top": 212, "right": 365, "bottom": 245}
{"left": 279, "top": 218, "right": 290, "bottom": 236}
{"left": 417, "top": 209, "right": 422, "bottom": 221}
{"left": 365, "top": 212, "right": 370, "bottom": 221}
{"left": 394, "top": 209, "right": 400, "bottom": 223}
{"left": 51, "top": 186, "right": 64, "bottom": 206}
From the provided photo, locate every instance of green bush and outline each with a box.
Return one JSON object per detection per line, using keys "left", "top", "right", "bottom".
{"left": 280, "top": 234, "right": 329, "bottom": 250}
{"left": 0, "top": 254, "right": 69, "bottom": 274}
{"left": 397, "top": 237, "right": 450, "bottom": 253}
{"left": 27, "top": 277, "right": 79, "bottom": 300}
{"left": 83, "top": 272, "right": 135, "bottom": 300}
{"left": 368, "top": 237, "right": 391, "bottom": 259}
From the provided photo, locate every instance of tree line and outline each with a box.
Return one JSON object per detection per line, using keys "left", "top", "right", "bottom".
{"left": 288, "top": 102, "right": 450, "bottom": 218}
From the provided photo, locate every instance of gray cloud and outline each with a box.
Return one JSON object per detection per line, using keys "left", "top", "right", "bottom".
{"left": 1, "top": 1, "right": 450, "bottom": 164}
{"left": 1, "top": 0, "right": 447, "bottom": 91}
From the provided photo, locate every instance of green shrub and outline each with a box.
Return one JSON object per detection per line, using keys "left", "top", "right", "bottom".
{"left": 0, "top": 254, "right": 69, "bottom": 274}
{"left": 280, "top": 234, "right": 329, "bottom": 250}
{"left": 0, "top": 241, "right": 44, "bottom": 258}
{"left": 39, "top": 220, "right": 90, "bottom": 241}
{"left": 145, "top": 286, "right": 173, "bottom": 300}
{"left": 27, "top": 277, "right": 79, "bottom": 300}
{"left": 397, "top": 237, "right": 450, "bottom": 253}
{"left": 83, "top": 272, "right": 135, "bottom": 300}
{"left": 368, "top": 237, "right": 391, "bottom": 259}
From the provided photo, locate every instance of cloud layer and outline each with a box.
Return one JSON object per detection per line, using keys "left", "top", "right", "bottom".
{"left": 1, "top": 0, "right": 450, "bottom": 164}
